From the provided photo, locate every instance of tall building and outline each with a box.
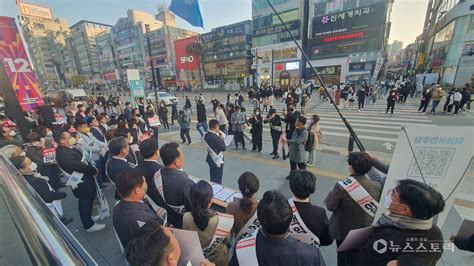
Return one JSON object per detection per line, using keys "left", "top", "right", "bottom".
{"left": 96, "top": 31, "right": 120, "bottom": 84}
{"left": 307, "top": 0, "right": 393, "bottom": 84}
{"left": 17, "top": 1, "right": 75, "bottom": 86}
{"left": 252, "top": 0, "right": 303, "bottom": 86}
{"left": 69, "top": 20, "right": 112, "bottom": 81}
{"left": 201, "top": 20, "right": 253, "bottom": 89}
{"left": 422, "top": 0, "right": 474, "bottom": 87}
{"left": 388, "top": 40, "right": 404, "bottom": 63}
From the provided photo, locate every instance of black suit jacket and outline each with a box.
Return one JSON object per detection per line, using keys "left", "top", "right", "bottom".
{"left": 204, "top": 132, "right": 226, "bottom": 166}
{"left": 284, "top": 111, "right": 301, "bottom": 138}
{"left": 137, "top": 160, "right": 164, "bottom": 208}
{"left": 56, "top": 145, "right": 97, "bottom": 198}
{"left": 106, "top": 157, "right": 132, "bottom": 182}
{"left": 90, "top": 127, "right": 106, "bottom": 143}
{"left": 24, "top": 174, "right": 67, "bottom": 203}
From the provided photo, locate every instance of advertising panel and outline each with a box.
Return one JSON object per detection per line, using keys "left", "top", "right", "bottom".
{"left": 0, "top": 16, "right": 44, "bottom": 111}
{"left": 311, "top": 2, "right": 386, "bottom": 38}
{"left": 18, "top": 2, "right": 53, "bottom": 20}
{"left": 201, "top": 23, "right": 246, "bottom": 42}
{"left": 174, "top": 36, "right": 201, "bottom": 73}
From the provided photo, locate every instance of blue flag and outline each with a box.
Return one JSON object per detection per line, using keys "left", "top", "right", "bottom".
{"left": 169, "top": 0, "right": 204, "bottom": 28}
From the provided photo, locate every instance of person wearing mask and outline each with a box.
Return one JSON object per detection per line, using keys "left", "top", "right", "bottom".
{"left": 157, "top": 142, "right": 194, "bottom": 228}
{"left": 306, "top": 115, "right": 321, "bottom": 167}
{"left": 125, "top": 222, "right": 214, "bottom": 266}
{"left": 114, "top": 127, "right": 143, "bottom": 167}
{"left": 178, "top": 110, "right": 192, "bottom": 145}
{"left": 460, "top": 83, "right": 471, "bottom": 112}
{"left": 386, "top": 89, "right": 399, "bottom": 114}
{"left": 283, "top": 104, "right": 301, "bottom": 141}
{"left": 226, "top": 172, "right": 259, "bottom": 238}
{"left": 106, "top": 137, "right": 132, "bottom": 183}
{"left": 113, "top": 168, "right": 163, "bottom": 248}
{"left": 75, "top": 104, "right": 87, "bottom": 123}
{"left": 56, "top": 131, "right": 105, "bottom": 233}
{"left": 287, "top": 170, "right": 333, "bottom": 246}
{"left": 233, "top": 190, "right": 325, "bottom": 266}
{"left": 231, "top": 105, "right": 247, "bottom": 150}
{"left": 171, "top": 100, "right": 178, "bottom": 126}
{"left": 248, "top": 107, "right": 263, "bottom": 153}
{"left": 76, "top": 120, "right": 106, "bottom": 186}
{"left": 215, "top": 104, "right": 228, "bottom": 134}
{"left": 357, "top": 87, "right": 366, "bottom": 111}
{"left": 123, "top": 102, "right": 133, "bottom": 122}
{"left": 196, "top": 100, "right": 208, "bottom": 138}
{"left": 183, "top": 181, "right": 234, "bottom": 266}
{"left": 203, "top": 119, "right": 226, "bottom": 184}
{"left": 0, "top": 125, "right": 23, "bottom": 148}
{"left": 1, "top": 144, "right": 24, "bottom": 159}
{"left": 158, "top": 101, "right": 170, "bottom": 130}
{"left": 145, "top": 105, "right": 160, "bottom": 141}
{"left": 418, "top": 87, "right": 432, "bottom": 113}
{"left": 10, "top": 155, "right": 72, "bottom": 225}
{"left": 430, "top": 85, "right": 445, "bottom": 115}
{"left": 452, "top": 89, "right": 463, "bottom": 114}
{"left": 346, "top": 179, "right": 445, "bottom": 265}
{"left": 283, "top": 116, "right": 308, "bottom": 171}
{"left": 324, "top": 151, "right": 382, "bottom": 266}
{"left": 184, "top": 95, "right": 193, "bottom": 114}
{"left": 137, "top": 138, "right": 164, "bottom": 209}
{"left": 263, "top": 108, "right": 282, "bottom": 159}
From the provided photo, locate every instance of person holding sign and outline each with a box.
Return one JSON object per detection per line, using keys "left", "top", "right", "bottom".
{"left": 232, "top": 190, "right": 325, "bottom": 266}
{"left": 183, "top": 181, "right": 234, "bottom": 266}
{"left": 324, "top": 151, "right": 381, "bottom": 266}
{"left": 204, "top": 119, "right": 226, "bottom": 185}
{"left": 113, "top": 168, "right": 163, "bottom": 249}
{"left": 227, "top": 172, "right": 260, "bottom": 237}
{"left": 346, "top": 179, "right": 445, "bottom": 265}
{"left": 288, "top": 170, "right": 333, "bottom": 246}
{"left": 56, "top": 131, "right": 105, "bottom": 233}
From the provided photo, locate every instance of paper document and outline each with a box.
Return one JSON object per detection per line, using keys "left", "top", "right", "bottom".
{"left": 226, "top": 192, "right": 243, "bottom": 203}
{"left": 224, "top": 135, "right": 234, "bottom": 147}
{"left": 211, "top": 183, "right": 224, "bottom": 195}
{"left": 169, "top": 228, "right": 205, "bottom": 266}
{"left": 337, "top": 227, "right": 373, "bottom": 252}
{"left": 214, "top": 188, "right": 236, "bottom": 202}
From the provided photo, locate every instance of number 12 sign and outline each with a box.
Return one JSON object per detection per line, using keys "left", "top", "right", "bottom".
{"left": 0, "top": 16, "right": 44, "bottom": 111}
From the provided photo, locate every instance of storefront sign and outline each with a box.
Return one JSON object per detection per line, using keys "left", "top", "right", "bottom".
{"left": 312, "top": 2, "right": 386, "bottom": 38}
{"left": 18, "top": 2, "right": 53, "bottom": 20}
{"left": 0, "top": 16, "right": 44, "bottom": 111}
{"left": 201, "top": 23, "right": 246, "bottom": 42}
{"left": 254, "top": 21, "right": 300, "bottom": 37}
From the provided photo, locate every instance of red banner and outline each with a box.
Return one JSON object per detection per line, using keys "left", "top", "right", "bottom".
{"left": 174, "top": 36, "right": 201, "bottom": 75}
{"left": 0, "top": 16, "right": 44, "bottom": 111}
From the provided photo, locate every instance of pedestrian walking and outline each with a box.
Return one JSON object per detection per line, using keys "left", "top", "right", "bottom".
{"left": 264, "top": 109, "right": 282, "bottom": 159}
{"left": 418, "top": 88, "right": 432, "bottom": 113}
{"left": 306, "top": 114, "right": 321, "bottom": 166}
{"left": 386, "top": 90, "right": 398, "bottom": 114}
{"left": 231, "top": 105, "right": 246, "bottom": 150}
{"left": 430, "top": 85, "right": 445, "bottom": 115}
{"left": 184, "top": 95, "right": 193, "bottom": 114}
{"left": 158, "top": 101, "right": 169, "bottom": 129}
{"left": 196, "top": 100, "right": 208, "bottom": 138}
{"left": 178, "top": 110, "right": 191, "bottom": 145}
{"left": 357, "top": 87, "right": 366, "bottom": 111}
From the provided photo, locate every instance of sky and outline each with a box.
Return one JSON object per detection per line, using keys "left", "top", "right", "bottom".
{"left": 0, "top": 0, "right": 430, "bottom": 47}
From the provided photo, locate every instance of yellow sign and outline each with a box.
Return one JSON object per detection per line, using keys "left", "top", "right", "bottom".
{"left": 18, "top": 2, "right": 53, "bottom": 20}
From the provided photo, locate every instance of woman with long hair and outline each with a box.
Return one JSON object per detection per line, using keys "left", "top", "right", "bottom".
{"left": 226, "top": 172, "right": 259, "bottom": 235}
{"left": 183, "top": 181, "right": 233, "bottom": 266}
{"left": 307, "top": 114, "right": 322, "bottom": 166}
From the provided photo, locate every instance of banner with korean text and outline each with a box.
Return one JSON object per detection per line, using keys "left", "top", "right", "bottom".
{"left": 0, "top": 16, "right": 44, "bottom": 111}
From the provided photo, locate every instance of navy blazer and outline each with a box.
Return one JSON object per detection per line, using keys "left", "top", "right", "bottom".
{"left": 204, "top": 131, "right": 226, "bottom": 165}
{"left": 137, "top": 160, "right": 164, "bottom": 208}
{"left": 106, "top": 157, "right": 132, "bottom": 182}
{"left": 91, "top": 127, "right": 106, "bottom": 143}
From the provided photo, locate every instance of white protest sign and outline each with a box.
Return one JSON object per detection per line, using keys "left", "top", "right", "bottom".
{"left": 169, "top": 228, "right": 205, "bottom": 266}
{"left": 375, "top": 126, "right": 474, "bottom": 227}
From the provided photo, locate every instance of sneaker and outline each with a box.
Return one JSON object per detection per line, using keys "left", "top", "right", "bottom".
{"left": 86, "top": 223, "right": 106, "bottom": 233}
{"left": 92, "top": 215, "right": 101, "bottom": 222}
{"left": 307, "top": 162, "right": 314, "bottom": 166}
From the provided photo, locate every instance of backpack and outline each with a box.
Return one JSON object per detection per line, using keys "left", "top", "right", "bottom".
{"left": 305, "top": 129, "right": 315, "bottom": 151}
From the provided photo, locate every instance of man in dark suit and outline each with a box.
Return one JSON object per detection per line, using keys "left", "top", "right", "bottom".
{"left": 88, "top": 117, "right": 106, "bottom": 143}
{"left": 137, "top": 138, "right": 164, "bottom": 208}
{"left": 106, "top": 137, "right": 132, "bottom": 183}
{"left": 204, "top": 119, "right": 226, "bottom": 184}
{"left": 74, "top": 104, "right": 87, "bottom": 124}
{"left": 55, "top": 131, "right": 105, "bottom": 233}
{"left": 123, "top": 102, "right": 133, "bottom": 122}
{"left": 284, "top": 104, "right": 301, "bottom": 140}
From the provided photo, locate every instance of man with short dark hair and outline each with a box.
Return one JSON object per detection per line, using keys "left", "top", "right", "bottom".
{"left": 106, "top": 137, "right": 131, "bottom": 182}
{"left": 285, "top": 116, "right": 308, "bottom": 170}
{"left": 233, "top": 190, "right": 325, "bottom": 266}
{"left": 158, "top": 142, "right": 194, "bottom": 228}
{"left": 75, "top": 104, "right": 86, "bottom": 123}
{"left": 137, "top": 138, "right": 164, "bottom": 208}
{"left": 124, "top": 102, "right": 133, "bottom": 122}
{"left": 204, "top": 119, "right": 226, "bottom": 184}
{"left": 288, "top": 170, "right": 333, "bottom": 246}
{"left": 324, "top": 151, "right": 381, "bottom": 266}
{"left": 347, "top": 179, "right": 445, "bottom": 265}
{"left": 113, "top": 168, "right": 162, "bottom": 248}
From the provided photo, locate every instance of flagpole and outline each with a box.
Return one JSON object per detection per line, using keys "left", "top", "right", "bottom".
{"left": 266, "top": 0, "right": 365, "bottom": 152}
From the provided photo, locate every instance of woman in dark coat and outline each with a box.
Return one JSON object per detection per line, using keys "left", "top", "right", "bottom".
{"left": 248, "top": 107, "right": 263, "bottom": 152}
{"left": 157, "top": 100, "right": 169, "bottom": 129}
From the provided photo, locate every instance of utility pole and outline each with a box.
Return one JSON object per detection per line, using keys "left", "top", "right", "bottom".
{"left": 300, "top": 0, "right": 310, "bottom": 82}
{"left": 271, "top": 49, "right": 274, "bottom": 85}
{"left": 145, "top": 24, "right": 158, "bottom": 105}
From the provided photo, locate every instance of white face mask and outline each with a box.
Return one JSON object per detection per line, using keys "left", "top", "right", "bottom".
{"left": 9, "top": 130, "right": 16, "bottom": 137}
{"left": 46, "top": 131, "right": 53, "bottom": 137}
{"left": 129, "top": 136, "right": 134, "bottom": 144}
{"left": 384, "top": 191, "right": 393, "bottom": 210}
{"left": 29, "top": 162, "right": 38, "bottom": 172}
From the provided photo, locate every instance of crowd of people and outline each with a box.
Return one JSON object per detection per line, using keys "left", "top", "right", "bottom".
{"left": 0, "top": 80, "right": 472, "bottom": 266}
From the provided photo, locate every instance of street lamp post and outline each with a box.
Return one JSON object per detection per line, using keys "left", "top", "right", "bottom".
{"left": 145, "top": 24, "right": 158, "bottom": 105}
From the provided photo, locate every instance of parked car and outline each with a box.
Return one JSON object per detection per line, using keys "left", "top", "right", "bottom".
{"left": 146, "top": 92, "right": 178, "bottom": 106}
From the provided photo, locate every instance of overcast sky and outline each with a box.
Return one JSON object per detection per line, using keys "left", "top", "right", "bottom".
{"left": 0, "top": 0, "right": 430, "bottom": 47}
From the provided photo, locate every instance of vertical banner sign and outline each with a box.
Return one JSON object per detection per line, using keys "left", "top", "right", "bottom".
{"left": 126, "top": 69, "right": 145, "bottom": 107}
{"left": 0, "top": 16, "right": 44, "bottom": 111}
{"left": 375, "top": 126, "right": 474, "bottom": 227}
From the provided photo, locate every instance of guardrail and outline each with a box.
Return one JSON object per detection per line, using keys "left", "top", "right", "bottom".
{"left": 0, "top": 153, "right": 97, "bottom": 265}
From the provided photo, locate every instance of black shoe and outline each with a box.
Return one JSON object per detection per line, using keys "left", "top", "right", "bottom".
{"left": 272, "top": 155, "right": 280, "bottom": 159}
{"left": 242, "top": 147, "right": 247, "bottom": 150}
{"left": 283, "top": 154, "right": 287, "bottom": 160}
{"left": 181, "top": 141, "right": 186, "bottom": 144}
{"left": 251, "top": 149, "right": 256, "bottom": 152}
{"left": 235, "top": 147, "right": 239, "bottom": 150}
{"left": 60, "top": 216, "right": 73, "bottom": 225}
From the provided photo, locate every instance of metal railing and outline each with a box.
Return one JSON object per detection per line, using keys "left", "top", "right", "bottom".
{"left": 0, "top": 153, "right": 97, "bottom": 265}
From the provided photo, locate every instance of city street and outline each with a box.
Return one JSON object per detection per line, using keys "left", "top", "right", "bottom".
{"left": 56, "top": 91, "right": 474, "bottom": 265}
